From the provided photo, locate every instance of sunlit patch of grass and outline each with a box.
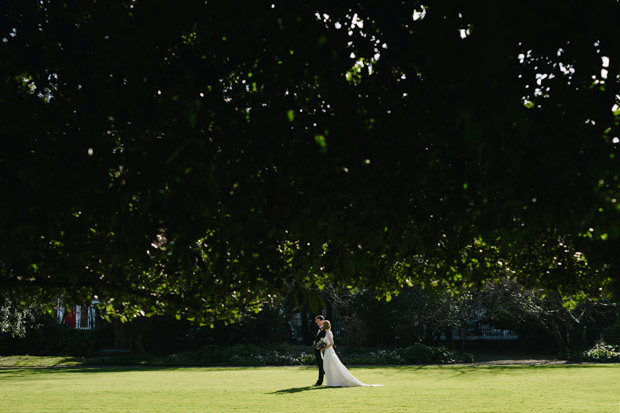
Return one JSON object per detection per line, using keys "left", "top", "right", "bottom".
{"left": 0, "top": 356, "right": 90, "bottom": 368}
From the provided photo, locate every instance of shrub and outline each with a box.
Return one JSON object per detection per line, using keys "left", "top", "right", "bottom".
{"left": 263, "top": 350, "right": 303, "bottom": 366}
{"left": 372, "top": 349, "right": 402, "bottom": 364}
{"left": 0, "top": 317, "right": 98, "bottom": 357}
{"left": 455, "top": 351, "right": 475, "bottom": 363}
{"left": 579, "top": 342, "right": 620, "bottom": 363}
{"left": 431, "top": 346, "right": 456, "bottom": 364}
{"left": 187, "top": 344, "right": 312, "bottom": 366}
{"left": 163, "top": 351, "right": 199, "bottom": 365}
{"left": 400, "top": 344, "right": 473, "bottom": 364}
{"left": 341, "top": 355, "right": 379, "bottom": 365}
{"left": 195, "top": 345, "right": 230, "bottom": 364}
{"left": 164, "top": 343, "right": 474, "bottom": 366}
{"left": 401, "top": 343, "right": 435, "bottom": 364}
{"left": 229, "top": 355, "right": 262, "bottom": 366}
{"left": 59, "top": 329, "right": 97, "bottom": 357}
{"left": 299, "top": 351, "right": 315, "bottom": 365}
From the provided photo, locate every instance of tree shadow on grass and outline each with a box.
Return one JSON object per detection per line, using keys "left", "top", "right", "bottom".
{"left": 0, "top": 365, "right": 256, "bottom": 379}
{"left": 0, "top": 365, "right": 322, "bottom": 380}
{"left": 269, "top": 386, "right": 323, "bottom": 394}
{"left": 0, "top": 366, "right": 177, "bottom": 379}
{"left": 269, "top": 385, "right": 350, "bottom": 394}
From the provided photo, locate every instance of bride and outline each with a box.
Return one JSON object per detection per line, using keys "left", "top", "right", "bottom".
{"left": 319, "top": 320, "right": 382, "bottom": 387}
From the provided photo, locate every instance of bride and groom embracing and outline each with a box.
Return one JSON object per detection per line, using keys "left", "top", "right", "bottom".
{"left": 312, "top": 315, "right": 382, "bottom": 387}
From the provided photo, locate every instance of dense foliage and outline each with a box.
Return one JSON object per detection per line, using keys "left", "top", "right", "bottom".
{"left": 2, "top": 1, "right": 620, "bottom": 323}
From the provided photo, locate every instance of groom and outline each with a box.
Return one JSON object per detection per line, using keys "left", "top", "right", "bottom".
{"left": 312, "top": 315, "right": 326, "bottom": 386}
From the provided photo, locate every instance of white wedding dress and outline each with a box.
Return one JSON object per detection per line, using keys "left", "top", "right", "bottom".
{"left": 322, "top": 330, "right": 383, "bottom": 387}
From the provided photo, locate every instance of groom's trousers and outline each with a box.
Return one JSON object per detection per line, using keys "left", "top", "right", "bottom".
{"left": 314, "top": 348, "right": 324, "bottom": 384}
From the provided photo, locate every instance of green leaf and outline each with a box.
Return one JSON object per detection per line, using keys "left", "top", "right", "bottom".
{"left": 314, "top": 134, "right": 327, "bottom": 152}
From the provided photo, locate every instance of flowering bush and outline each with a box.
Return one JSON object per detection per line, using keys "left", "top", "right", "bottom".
{"left": 580, "top": 342, "right": 620, "bottom": 363}
{"left": 229, "top": 354, "right": 263, "bottom": 366}
{"left": 299, "top": 352, "right": 316, "bottom": 365}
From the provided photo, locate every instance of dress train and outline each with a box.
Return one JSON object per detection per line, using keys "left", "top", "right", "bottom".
{"left": 322, "top": 330, "right": 382, "bottom": 387}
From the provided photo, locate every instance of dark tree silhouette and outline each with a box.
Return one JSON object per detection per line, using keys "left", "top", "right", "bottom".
{"left": 1, "top": 1, "right": 619, "bottom": 323}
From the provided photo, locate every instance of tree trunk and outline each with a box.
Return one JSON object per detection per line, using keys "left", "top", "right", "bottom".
{"left": 548, "top": 319, "right": 569, "bottom": 356}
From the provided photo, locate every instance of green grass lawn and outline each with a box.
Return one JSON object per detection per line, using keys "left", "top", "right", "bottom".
{"left": 0, "top": 364, "right": 618, "bottom": 412}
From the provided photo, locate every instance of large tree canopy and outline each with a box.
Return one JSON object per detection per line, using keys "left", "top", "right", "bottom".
{"left": 2, "top": 1, "right": 620, "bottom": 323}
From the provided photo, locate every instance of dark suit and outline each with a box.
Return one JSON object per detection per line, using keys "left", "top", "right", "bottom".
{"left": 314, "top": 327, "right": 326, "bottom": 384}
